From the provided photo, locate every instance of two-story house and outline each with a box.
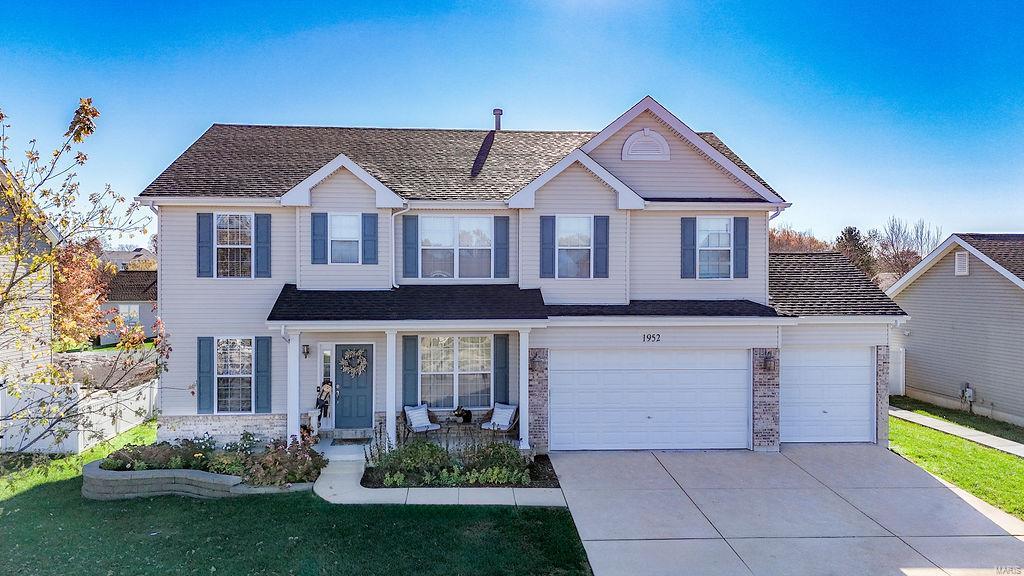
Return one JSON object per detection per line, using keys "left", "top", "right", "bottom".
{"left": 138, "top": 96, "right": 904, "bottom": 453}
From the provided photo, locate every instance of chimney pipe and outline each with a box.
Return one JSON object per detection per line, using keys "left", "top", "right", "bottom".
{"left": 492, "top": 108, "right": 503, "bottom": 131}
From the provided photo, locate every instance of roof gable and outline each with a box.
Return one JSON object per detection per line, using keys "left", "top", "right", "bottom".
{"left": 507, "top": 150, "right": 644, "bottom": 209}
{"left": 887, "top": 234, "right": 1024, "bottom": 297}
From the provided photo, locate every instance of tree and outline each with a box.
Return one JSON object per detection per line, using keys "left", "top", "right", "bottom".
{"left": 834, "top": 226, "right": 876, "bottom": 277}
{"left": 0, "top": 99, "right": 171, "bottom": 461}
{"left": 148, "top": 232, "right": 158, "bottom": 254}
{"left": 870, "top": 216, "right": 933, "bottom": 277}
{"left": 769, "top": 224, "right": 831, "bottom": 252}
{"left": 52, "top": 237, "right": 113, "bottom": 347}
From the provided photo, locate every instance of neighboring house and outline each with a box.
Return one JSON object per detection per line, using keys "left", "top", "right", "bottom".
{"left": 102, "top": 247, "right": 156, "bottom": 271}
{"left": 137, "top": 96, "right": 904, "bottom": 452}
{"left": 99, "top": 270, "right": 158, "bottom": 345}
{"left": 887, "top": 233, "right": 1024, "bottom": 426}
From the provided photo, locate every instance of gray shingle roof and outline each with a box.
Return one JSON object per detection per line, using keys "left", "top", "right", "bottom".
{"left": 140, "top": 124, "right": 775, "bottom": 201}
{"left": 768, "top": 252, "right": 905, "bottom": 317}
{"left": 956, "top": 234, "right": 1024, "bottom": 283}
{"left": 106, "top": 270, "right": 157, "bottom": 302}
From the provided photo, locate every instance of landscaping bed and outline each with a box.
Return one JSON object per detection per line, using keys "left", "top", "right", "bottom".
{"left": 361, "top": 439, "right": 559, "bottom": 488}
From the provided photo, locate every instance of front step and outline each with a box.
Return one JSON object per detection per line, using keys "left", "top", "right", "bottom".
{"left": 319, "top": 427, "right": 373, "bottom": 441}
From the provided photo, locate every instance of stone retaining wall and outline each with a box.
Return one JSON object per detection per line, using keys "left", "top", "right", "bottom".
{"left": 81, "top": 461, "right": 313, "bottom": 500}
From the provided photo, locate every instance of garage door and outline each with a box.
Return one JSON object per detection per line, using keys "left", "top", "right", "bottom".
{"left": 548, "top": 348, "right": 750, "bottom": 450}
{"left": 780, "top": 346, "right": 875, "bottom": 443}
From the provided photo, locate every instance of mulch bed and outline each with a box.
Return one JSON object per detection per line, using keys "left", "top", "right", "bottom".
{"left": 361, "top": 454, "right": 560, "bottom": 489}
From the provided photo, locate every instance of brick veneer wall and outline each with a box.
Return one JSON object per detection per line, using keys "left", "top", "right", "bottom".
{"left": 158, "top": 414, "right": 287, "bottom": 443}
{"left": 528, "top": 348, "right": 550, "bottom": 453}
{"left": 876, "top": 345, "right": 890, "bottom": 448}
{"left": 752, "top": 348, "right": 780, "bottom": 451}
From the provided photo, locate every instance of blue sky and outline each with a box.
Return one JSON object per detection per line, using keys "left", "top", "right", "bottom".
{"left": 3, "top": 1, "right": 1022, "bottom": 245}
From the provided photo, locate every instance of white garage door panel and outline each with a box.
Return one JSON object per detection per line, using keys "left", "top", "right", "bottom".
{"left": 548, "top": 349, "right": 750, "bottom": 450}
{"left": 781, "top": 346, "right": 874, "bottom": 443}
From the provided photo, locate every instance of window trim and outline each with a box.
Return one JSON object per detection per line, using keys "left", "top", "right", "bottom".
{"left": 418, "top": 215, "right": 495, "bottom": 279}
{"left": 696, "top": 216, "right": 734, "bottom": 280}
{"left": 954, "top": 250, "right": 970, "bottom": 276}
{"left": 213, "top": 211, "right": 255, "bottom": 279}
{"left": 417, "top": 334, "right": 494, "bottom": 410}
{"left": 117, "top": 303, "right": 141, "bottom": 325}
{"left": 327, "top": 212, "right": 362, "bottom": 265}
{"left": 555, "top": 214, "right": 595, "bottom": 280}
{"left": 214, "top": 336, "right": 255, "bottom": 414}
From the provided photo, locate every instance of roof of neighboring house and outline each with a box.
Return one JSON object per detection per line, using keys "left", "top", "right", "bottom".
{"left": 956, "top": 234, "right": 1024, "bottom": 283}
{"left": 547, "top": 300, "right": 779, "bottom": 317}
{"left": 102, "top": 247, "right": 156, "bottom": 267}
{"left": 139, "top": 124, "right": 773, "bottom": 202}
{"left": 769, "top": 252, "right": 906, "bottom": 317}
{"left": 267, "top": 284, "right": 549, "bottom": 322}
{"left": 106, "top": 270, "right": 157, "bottom": 302}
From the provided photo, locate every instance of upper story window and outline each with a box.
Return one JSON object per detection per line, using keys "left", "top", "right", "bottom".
{"left": 329, "top": 213, "right": 361, "bottom": 264}
{"left": 420, "top": 216, "right": 493, "bottom": 278}
{"left": 698, "top": 217, "right": 732, "bottom": 279}
{"left": 419, "top": 335, "right": 492, "bottom": 409}
{"left": 557, "top": 216, "right": 592, "bottom": 279}
{"left": 216, "top": 337, "right": 254, "bottom": 413}
{"left": 621, "top": 128, "right": 671, "bottom": 161}
{"left": 216, "top": 213, "right": 253, "bottom": 278}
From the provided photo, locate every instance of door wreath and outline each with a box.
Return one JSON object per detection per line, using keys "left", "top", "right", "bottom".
{"left": 339, "top": 348, "right": 368, "bottom": 378}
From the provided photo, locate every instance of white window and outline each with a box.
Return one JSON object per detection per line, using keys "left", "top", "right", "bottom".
{"left": 621, "top": 128, "right": 671, "bottom": 161}
{"left": 215, "top": 213, "right": 253, "bottom": 278}
{"left": 117, "top": 304, "right": 140, "bottom": 325}
{"left": 215, "top": 337, "right": 254, "bottom": 413}
{"left": 557, "top": 216, "right": 593, "bottom": 279}
{"left": 419, "top": 335, "right": 492, "bottom": 409}
{"left": 954, "top": 251, "right": 969, "bottom": 276}
{"left": 420, "top": 216, "right": 493, "bottom": 279}
{"left": 329, "top": 214, "right": 361, "bottom": 264}
{"left": 698, "top": 217, "right": 732, "bottom": 279}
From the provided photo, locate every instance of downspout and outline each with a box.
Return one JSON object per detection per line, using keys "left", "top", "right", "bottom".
{"left": 392, "top": 203, "right": 411, "bottom": 289}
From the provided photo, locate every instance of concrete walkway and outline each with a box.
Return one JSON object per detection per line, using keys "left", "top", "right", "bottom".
{"left": 554, "top": 445, "right": 1024, "bottom": 576}
{"left": 312, "top": 459, "right": 566, "bottom": 506}
{"left": 890, "top": 407, "right": 1024, "bottom": 458}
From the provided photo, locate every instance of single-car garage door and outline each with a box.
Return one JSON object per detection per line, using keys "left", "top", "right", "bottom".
{"left": 780, "top": 346, "right": 875, "bottom": 443}
{"left": 548, "top": 348, "right": 750, "bottom": 450}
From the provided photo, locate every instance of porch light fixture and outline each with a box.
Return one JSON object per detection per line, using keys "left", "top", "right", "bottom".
{"left": 761, "top": 351, "right": 774, "bottom": 371}
{"left": 302, "top": 344, "right": 310, "bottom": 359}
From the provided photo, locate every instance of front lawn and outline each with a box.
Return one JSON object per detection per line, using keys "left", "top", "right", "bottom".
{"left": 889, "top": 416, "right": 1024, "bottom": 520}
{"left": 890, "top": 395, "right": 1024, "bottom": 444}
{"left": 1, "top": 425, "right": 589, "bottom": 576}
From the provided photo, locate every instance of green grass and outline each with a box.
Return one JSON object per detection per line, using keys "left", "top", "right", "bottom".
{"left": 890, "top": 416, "right": 1024, "bottom": 520}
{"left": 0, "top": 424, "right": 590, "bottom": 576}
{"left": 890, "top": 395, "right": 1024, "bottom": 445}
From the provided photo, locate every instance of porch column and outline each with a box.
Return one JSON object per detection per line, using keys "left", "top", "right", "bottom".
{"left": 518, "top": 328, "right": 531, "bottom": 450}
{"left": 385, "top": 329, "right": 398, "bottom": 445}
{"left": 286, "top": 330, "right": 301, "bottom": 440}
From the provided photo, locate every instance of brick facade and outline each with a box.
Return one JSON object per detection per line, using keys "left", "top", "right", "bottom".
{"left": 158, "top": 414, "right": 287, "bottom": 443}
{"left": 875, "top": 345, "right": 889, "bottom": 448}
{"left": 528, "top": 348, "right": 550, "bottom": 453}
{"left": 752, "top": 347, "right": 780, "bottom": 452}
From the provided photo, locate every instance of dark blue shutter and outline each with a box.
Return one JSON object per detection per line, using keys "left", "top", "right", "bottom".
{"left": 540, "top": 216, "right": 556, "bottom": 278}
{"left": 255, "top": 336, "right": 272, "bottom": 413}
{"left": 362, "top": 213, "right": 378, "bottom": 265}
{"left": 403, "top": 215, "right": 418, "bottom": 278}
{"left": 196, "top": 213, "right": 213, "bottom": 278}
{"left": 254, "top": 214, "right": 271, "bottom": 278}
{"left": 494, "top": 216, "right": 509, "bottom": 278}
{"left": 594, "top": 215, "right": 609, "bottom": 278}
{"left": 493, "top": 334, "right": 509, "bottom": 404}
{"left": 197, "top": 337, "right": 214, "bottom": 414}
{"left": 733, "top": 217, "right": 749, "bottom": 279}
{"left": 681, "top": 217, "right": 697, "bottom": 279}
{"left": 402, "top": 335, "right": 419, "bottom": 406}
{"left": 311, "top": 212, "right": 328, "bottom": 264}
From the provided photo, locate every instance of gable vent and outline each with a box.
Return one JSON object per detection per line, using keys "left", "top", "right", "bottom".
{"left": 622, "top": 128, "right": 670, "bottom": 161}
{"left": 954, "top": 251, "right": 969, "bottom": 276}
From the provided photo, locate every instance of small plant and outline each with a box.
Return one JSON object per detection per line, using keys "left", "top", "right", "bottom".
{"left": 224, "top": 431, "right": 262, "bottom": 455}
{"left": 167, "top": 456, "right": 185, "bottom": 470}
{"left": 383, "top": 471, "right": 406, "bottom": 487}
{"left": 207, "top": 452, "right": 249, "bottom": 476}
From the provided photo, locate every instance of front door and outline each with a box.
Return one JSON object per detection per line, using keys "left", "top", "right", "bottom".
{"left": 335, "top": 344, "right": 373, "bottom": 429}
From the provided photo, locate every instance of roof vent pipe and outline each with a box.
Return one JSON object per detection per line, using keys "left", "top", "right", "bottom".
{"left": 493, "top": 108, "right": 503, "bottom": 131}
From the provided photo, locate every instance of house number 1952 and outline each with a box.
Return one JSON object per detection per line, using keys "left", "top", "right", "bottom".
{"left": 642, "top": 333, "right": 661, "bottom": 343}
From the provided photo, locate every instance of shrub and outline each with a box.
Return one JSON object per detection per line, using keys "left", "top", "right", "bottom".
{"left": 375, "top": 440, "right": 455, "bottom": 476}
{"left": 207, "top": 452, "right": 249, "bottom": 477}
{"left": 466, "top": 442, "right": 528, "bottom": 473}
{"left": 383, "top": 472, "right": 406, "bottom": 487}
{"left": 223, "top": 431, "right": 262, "bottom": 455}
{"left": 244, "top": 437, "right": 328, "bottom": 486}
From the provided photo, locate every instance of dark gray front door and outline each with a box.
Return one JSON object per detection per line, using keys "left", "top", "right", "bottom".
{"left": 335, "top": 344, "right": 373, "bottom": 429}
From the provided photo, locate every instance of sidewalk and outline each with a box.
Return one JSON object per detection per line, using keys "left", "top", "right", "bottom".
{"left": 889, "top": 407, "right": 1024, "bottom": 458}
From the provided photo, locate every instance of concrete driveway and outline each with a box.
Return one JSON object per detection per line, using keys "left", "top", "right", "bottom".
{"left": 552, "top": 444, "right": 1024, "bottom": 576}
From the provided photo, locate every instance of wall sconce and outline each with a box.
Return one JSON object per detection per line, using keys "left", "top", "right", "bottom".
{"left": 302, "top": 344, "right": 310, "bottom": 359}
{"left": 761, "top": 351, "right": 775, "bottom": 371}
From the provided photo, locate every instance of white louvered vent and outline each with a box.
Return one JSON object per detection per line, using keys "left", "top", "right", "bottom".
{"left": 621, "top": 128, "right": 670, "bottom": 161}
{"left": 954, "top": 251, "right": 969, "bottom": 276}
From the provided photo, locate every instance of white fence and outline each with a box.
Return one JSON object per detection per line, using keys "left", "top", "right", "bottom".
{"left": 889, "top": 347, "right": 906, "bottom": 396}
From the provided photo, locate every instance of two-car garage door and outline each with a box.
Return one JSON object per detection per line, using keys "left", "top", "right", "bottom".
{"left": 548, "top": 349, "right": 751, "bottom": 450}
